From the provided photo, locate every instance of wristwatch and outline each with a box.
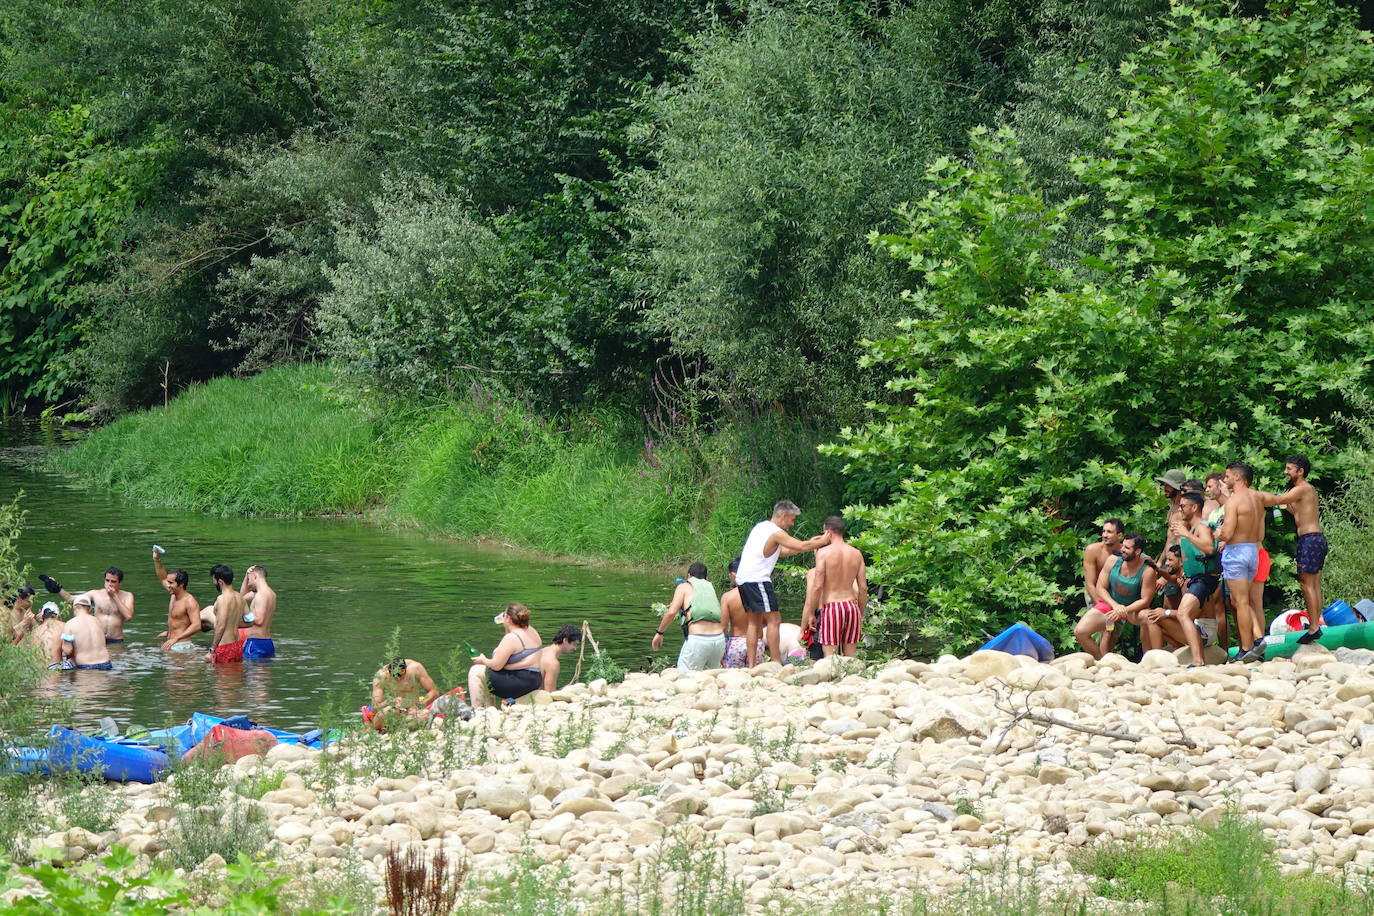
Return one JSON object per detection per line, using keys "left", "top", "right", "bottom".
{"left": 655, "top": 629, "right": 665, "bottom": 636}
{"left": 1165, "top": 609, "right": 1173, "bottom": 618}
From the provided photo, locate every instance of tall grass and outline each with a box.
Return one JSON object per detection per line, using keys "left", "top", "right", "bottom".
{"left": 47, "top": 365, "right": 844, "bottom": 566}
{"left": 47, "top": 365, "right": 391, "bottom": 516}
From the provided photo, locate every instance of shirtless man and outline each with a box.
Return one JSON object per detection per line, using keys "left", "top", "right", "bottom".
{"left": 43, "top": 568, "right": 134, "bottom": 643}
{"left": 29, "top": 602, "right": 68, "bottom": 667}
{"left": 539, "top": 625, "right": 583, "bottom": 692}
{"left": 61, "top": 595, "right": 112, "bottom": 669}
{"left": 1153, "top": 471, "right": 1187, "bottom": 610}
{"left": 736, "top": 500, "right": 832, "bottom": 666}
{"left": 1219, "top": 461, "right": 1267, "bottom": 660}
{"left": 204, "top": 565, "right": 248, "bottom": 664}
{"left": 370, "top": 657, "right": 440, "bottom": 730}
{"left": 154, "top": 549, "right": 202, "bottom": 651}
{"left": 1075, "top": 534, "right": 1157, "bottom": 659}
{"left": 1142, "top": 492, "right": 1218, "bottom": 666}
{"left": 239, "top": 565, "right": 277, "bottom": 658}
{"left": 1258, "top": 454, "right": 1327, "bottom": 643}
{"left": 803, "top": 516, "right": 867, "bottom": 657}
{"left": 1082, "top": 518, "right": 1124, "bottom": 613}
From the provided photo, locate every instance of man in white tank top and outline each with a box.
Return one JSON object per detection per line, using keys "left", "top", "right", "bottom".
{"left": 737, "top": 499, "right": 832, "bottom": 666}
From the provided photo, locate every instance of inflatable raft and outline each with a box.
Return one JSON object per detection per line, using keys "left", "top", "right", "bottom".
{"left": 46, "top": 726, "right": 170, "bottom": 784}
{"left": 1227, "top": 620, "right": 1374, "bottom": 662}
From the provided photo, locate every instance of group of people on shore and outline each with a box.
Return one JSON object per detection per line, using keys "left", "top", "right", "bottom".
{"left": 1074, "top": 456, "right": 1328, "bottom": 666}
{"left": 3, "top": 547, "right": 277, "bottom": 669}
{"left": 649, "top": 501, "right": 869, "bottom": 672}
{"left": 374, "top": 500, "right": 870, "bottom": 728}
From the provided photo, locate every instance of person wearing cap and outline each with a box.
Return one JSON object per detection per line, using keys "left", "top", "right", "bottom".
{"left": 1152, "top": 470, "right": 1188, "bottom": 611}
{"left": 467, "top": 603, "right": 544, "bottom": 707}
{"left": 28, "top": 602, "right": 70, "bottom": 668}
{"left": 368, "top": 657, "right": 440, "bottom": 730}
{"left": 61, "top": 595, "right": 112, "bottom": 670}
{"left": 42, "top": 567, "right": 134, "bottom": 644}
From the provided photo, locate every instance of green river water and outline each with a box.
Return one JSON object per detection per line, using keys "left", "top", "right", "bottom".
{"left": 0, "top": 423, "right": 671, "bottom": 733}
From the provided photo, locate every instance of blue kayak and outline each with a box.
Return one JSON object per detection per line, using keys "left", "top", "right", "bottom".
{"left": 46, "top": 726, "right": 170, "bottom": 784}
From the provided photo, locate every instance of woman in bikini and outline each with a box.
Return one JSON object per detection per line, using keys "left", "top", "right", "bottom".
{"left": 467, "top": 602, "right": 544, "bottom": 707}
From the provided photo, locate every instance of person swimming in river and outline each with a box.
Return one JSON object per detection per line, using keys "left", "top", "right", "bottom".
{"left": 467, "top": 602, "right": 543, "bottom": 707}
{"left": 154, "top": 547, "right": 203, "bottom": 651}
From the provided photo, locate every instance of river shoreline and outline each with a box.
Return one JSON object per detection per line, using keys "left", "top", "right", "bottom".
{"left": 9, "top": 646, "right": 1374, "bottom": 912}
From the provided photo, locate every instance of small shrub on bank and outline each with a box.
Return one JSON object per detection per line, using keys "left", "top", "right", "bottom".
{"left": 1074, "top": 807, "right": 1374, "bottom": 915}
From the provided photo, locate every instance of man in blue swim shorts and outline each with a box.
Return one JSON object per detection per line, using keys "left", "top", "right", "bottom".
{"left": 1258, "top": 454, "right": 1328, "bottom": 646}
{"left": 240, "top": 565, "right": 277, "bottom": 659}
{"left": 1219, "top": 462, "right": 1267, "bottom": 662}
{"left": 61, "top": 595, "right": 114, "bottom": 671}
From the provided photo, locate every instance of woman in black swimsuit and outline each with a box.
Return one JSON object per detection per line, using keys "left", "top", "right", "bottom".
{"left": 467, "top": 602, "right": 544, "bottom": 706}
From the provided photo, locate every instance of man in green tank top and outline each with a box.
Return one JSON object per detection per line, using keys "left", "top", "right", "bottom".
{"left": 1075, "top": 534, "right": 1156, "bottom": 659}
{"left": 651, "top": 561, "right": 726, "bottom": 670}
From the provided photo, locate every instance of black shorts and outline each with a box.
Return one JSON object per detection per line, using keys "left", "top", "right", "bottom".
{"left": 1186, "top": 574, "right": 1218, "bottom": 604}
{"left": 487, "top": 667, "right": 542, "bottom": 701}
{"left": 739, "top": 581, "right": 779, "bottom": 615}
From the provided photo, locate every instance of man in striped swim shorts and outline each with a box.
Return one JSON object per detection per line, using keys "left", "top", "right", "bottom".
{"left": 803, "top": 515, "right": 868, "bottom": 657}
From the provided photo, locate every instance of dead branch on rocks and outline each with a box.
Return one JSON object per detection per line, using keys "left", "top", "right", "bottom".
{"left": 990, "top": 682, "right": 1200, "bottom": 752}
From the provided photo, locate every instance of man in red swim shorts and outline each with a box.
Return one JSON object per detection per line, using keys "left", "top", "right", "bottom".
{"left": 204, "top": 564, "right": 248, "bottom": 664}
{"left": 803, "top": 516, "right": 868, "bottom": 657}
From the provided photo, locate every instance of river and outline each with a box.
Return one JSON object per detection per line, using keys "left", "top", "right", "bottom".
{"left": 0, "top": 423, "right": 671, "bottom": 733}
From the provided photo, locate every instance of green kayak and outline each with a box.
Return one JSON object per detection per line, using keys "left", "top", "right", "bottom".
{"left": 1225, "top": 621, "right": 1374, "bottom": 661}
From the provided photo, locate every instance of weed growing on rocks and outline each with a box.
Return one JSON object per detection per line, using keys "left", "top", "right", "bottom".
{"left": 161, "top": 757, "right": 270, "bottom": 871}
{"left": 1074, "top": 806, "right": 1374, "bottom": 915}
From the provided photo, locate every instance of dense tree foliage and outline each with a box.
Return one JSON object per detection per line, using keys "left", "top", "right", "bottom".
{"left": 829, "top": 0, "right": 1374, "bottom": 651}
{"left": 8, "top": 0, "right": 1374, "bottom": 650}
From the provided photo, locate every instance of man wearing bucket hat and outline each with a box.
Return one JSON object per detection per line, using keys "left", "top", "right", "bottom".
{"left": 1153, "top": 469, "right": 1188, "bottom": 611}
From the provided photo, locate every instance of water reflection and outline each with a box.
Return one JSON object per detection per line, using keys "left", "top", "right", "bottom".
{"left": 2, "top": 424, "right": 668, "bottom": 732}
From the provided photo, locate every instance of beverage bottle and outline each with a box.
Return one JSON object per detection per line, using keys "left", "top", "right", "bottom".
{"left": 462, "top": 640, "right": 479, "bottom": 658}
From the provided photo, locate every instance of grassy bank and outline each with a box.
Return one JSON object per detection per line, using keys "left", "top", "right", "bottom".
{"left": 46, "top": 365, "right": 843, "bottom": 566}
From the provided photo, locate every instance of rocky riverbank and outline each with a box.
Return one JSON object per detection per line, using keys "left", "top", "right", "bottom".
{"left": 17, "top": 645, "right": 1374, "bottom": 909}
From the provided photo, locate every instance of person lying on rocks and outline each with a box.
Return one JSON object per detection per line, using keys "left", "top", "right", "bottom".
{"left": 1074, "top": 533, "right": 1157, "bottom": 659}
{"left": 369, "top": 657, "right": 439, "bottom": 729}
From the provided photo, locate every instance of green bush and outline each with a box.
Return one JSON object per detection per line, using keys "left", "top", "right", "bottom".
{"left": 827, "top": 0, "right": 1374, "bottom": 652}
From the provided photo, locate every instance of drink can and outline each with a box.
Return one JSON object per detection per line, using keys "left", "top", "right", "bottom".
{"left": 152, "top": 545, "right": 166, "bottom": 556}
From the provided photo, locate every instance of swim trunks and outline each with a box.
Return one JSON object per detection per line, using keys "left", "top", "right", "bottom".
{"left": 1296, "top": 532, "right": 1329, "bottom": 574}
{"left": 104, "top": 638, "right": 124, "bottom": 645}
{"left": 243, "top": 638, "right": 276, "bottom": 659}
{"left": 677, "top": 633, "right": 726, "bottom": 670}
{"left": 75, "top": 661, "right": 113, "bottom": 670}
{"left": 1221, "top": 542, "right": 1260, "bottom": 580}
{"left": 1185, "top": 574, "right": 1218, "bottom": 604}
{"left": 1255, "top": 546, "right": 1271, "bottom": 582}
{"left": 818, "top": 600, "right": 862, "bottom": 646}
{"left": 212, "top": 637, "right": 246, "bottom": 664}
{"left": 722, "top": 635, "right": 767, "bottom": 668}
{"left": 47, "top": 659, "right": 75, "bottom": 670}
{"left": 738, "top": 581, "right": 779, "bottom": 615}
{"left": 1162, "top": 582, "right": 1181, "bottom": 597}
{"left": 486, "top": 666, "right": 542, "bottom": 701}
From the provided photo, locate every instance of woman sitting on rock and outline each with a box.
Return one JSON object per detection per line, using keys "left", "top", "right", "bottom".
{"left": 467, "top": 602, "right": 544, "bottom": 707}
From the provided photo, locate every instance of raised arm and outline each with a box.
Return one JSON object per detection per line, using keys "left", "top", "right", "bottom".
{"left": 773, "top": 529, "right": 832, "bottom": 558}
